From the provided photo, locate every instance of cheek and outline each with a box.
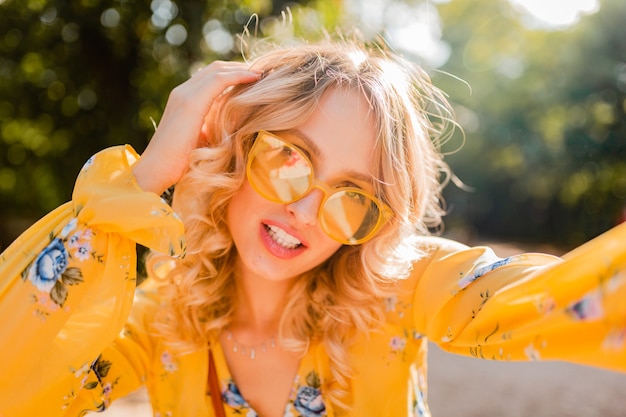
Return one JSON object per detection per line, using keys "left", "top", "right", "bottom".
{"left": 226, "top": 181, "right": 277, "bottom": 245}
{"left": 315, "top": 236, "right": 343, "bottom": 262}
{"left": 226, "top": 185, "right": 250, "bottom": 236}
{"left": 228, "top": 181, "right": 261, "bottom": 215}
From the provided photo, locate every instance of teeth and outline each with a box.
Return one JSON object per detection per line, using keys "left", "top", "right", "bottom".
{"left": 267, "top": 225, "right": 301, "bottom": 249}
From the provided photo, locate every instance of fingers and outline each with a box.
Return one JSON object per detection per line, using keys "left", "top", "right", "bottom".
{"left": 168, "top": 61, "right": 262, "bottom": 118}
{"left": 191, "top": 60, "right": 257, "bottom": 77}
{"left": 188, "top": 61, "right": 262, "bottom": 92}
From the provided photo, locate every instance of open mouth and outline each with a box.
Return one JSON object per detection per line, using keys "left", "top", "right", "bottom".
{"left": 264, "top": 224, "right": 303, "bottom": 250}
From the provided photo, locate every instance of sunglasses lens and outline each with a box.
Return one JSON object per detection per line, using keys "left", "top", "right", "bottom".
{"left": 321, "top": 190, "right": 382, "bottom": 244}
{"left": 248, "top": 134, "right": 312, "bottom": 203}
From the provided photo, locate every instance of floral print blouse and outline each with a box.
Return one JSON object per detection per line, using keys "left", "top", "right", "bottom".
{"left": 1, "top": 146, "right": 626, "bottom": 417}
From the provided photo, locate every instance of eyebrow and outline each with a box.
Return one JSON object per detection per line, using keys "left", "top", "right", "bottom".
{"left": 287, "top": 128, "right": 375, "bottom": 185}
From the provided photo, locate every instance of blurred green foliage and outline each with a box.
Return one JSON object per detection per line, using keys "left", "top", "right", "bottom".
{"left": 435, "top": 0, "right": 626, "bottom": 248}
{"left": 0, "top": 0, "right": 624, "bottom": 250}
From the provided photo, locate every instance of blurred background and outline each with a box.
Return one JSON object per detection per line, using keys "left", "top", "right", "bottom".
{"left": 1, "top": 0, "right": 625, "bottom": 251}
{"left": 2, "top": 1, "right": 626, "bottom": 416}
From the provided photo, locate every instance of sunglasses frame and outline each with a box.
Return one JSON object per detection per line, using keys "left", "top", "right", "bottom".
{"left": 245, "top": 130, "right": 393, "bottom": 245}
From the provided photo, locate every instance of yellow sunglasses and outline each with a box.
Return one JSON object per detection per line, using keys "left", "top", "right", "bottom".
{"left": 246, "top": 130, "right": 392, "bottom": 245}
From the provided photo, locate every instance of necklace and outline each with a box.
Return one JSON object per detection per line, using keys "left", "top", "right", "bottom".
{"left": 225, "top": 330, "right": 276, "bottom": 360}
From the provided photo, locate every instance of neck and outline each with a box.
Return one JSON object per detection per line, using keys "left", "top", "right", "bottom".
{"left": 231, "top": 262, "right": 296, "bottom": 338}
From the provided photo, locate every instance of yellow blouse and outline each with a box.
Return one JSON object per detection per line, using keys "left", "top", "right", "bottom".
{"left": 1, "top": 146, "right": 625, "bottom": 417}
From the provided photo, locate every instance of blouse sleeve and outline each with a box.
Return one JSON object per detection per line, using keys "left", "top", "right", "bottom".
{"left": 412, "top": 223, "right": 626, "bottom": 371}
{"left": 0, "top": 145, "right": 185, "bottom": 416}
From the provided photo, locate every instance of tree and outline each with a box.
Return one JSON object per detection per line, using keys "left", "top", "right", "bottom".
{"left": 0, "top": 0, "right": 343, "bottom": 249}
{"left": 436, "top": 0, "right": 626, "bottom": 248}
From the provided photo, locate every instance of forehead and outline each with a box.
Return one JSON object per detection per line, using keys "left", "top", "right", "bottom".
{"left": 289, "top": 88, "right": 378, "bottom": 180}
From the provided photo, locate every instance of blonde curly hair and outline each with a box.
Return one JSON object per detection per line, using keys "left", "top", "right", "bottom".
{"left": 150, "top": 36, "right": 456, "bottom": 409}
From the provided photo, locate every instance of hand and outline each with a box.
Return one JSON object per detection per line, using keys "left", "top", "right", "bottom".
{"left": 132, "top": 61, "right": 262, "bottom": 195}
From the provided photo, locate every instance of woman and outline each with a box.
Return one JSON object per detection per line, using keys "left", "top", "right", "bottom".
{"left": 1, "top": 38, "right": 626, "bottom": 417}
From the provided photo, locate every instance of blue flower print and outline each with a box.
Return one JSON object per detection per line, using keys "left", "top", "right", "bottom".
{"left": 28, "top": 238, "right": 68, "bottom": 292}
{"left": 222, "top": 381, "right": 247, "bottom": 407}
{"left": 294, "top": 385, "right": 325, "bottom": 417}
{"left": 458, "top": 254, "right": 515, "bottom": 290}
{"left": 82, "top": 155, "right": 95, "bottom": 172}
{"left": 24, "top": 235, "right": 85, "bottom": 307}
{"left": 412, "top": 388, "right": 429, "bottom": 417}
{"left": 60, "top": 218, "right": 78, "bottom": 239}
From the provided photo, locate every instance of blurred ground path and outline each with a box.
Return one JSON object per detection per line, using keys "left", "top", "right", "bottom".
{"left": 427, "top": 343, "right": 626, "bottom": 417}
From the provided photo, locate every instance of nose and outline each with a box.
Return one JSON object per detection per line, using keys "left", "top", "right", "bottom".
{"left": 286, "top": 189, "right": 324, "bottom": 226}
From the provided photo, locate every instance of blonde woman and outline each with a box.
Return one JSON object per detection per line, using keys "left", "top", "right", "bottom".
{"left": 1, "top": 38, "right": 626, "bottom": 417}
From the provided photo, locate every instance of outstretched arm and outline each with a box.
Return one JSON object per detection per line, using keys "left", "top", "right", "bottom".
{"left": 412, "top": 224, "right": 626, "bottom": 371}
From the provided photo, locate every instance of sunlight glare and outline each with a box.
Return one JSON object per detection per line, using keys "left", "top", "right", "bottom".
{"left": 509, "top": 0, "right": 600, "bottom": 29}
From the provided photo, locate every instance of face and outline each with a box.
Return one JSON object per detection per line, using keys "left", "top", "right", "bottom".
{"left": 226, "top": 88, "right": 378, "bottom": 283}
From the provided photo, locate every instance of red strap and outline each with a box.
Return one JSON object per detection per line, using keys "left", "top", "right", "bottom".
{"left": 208, "top": 349, "right": 226, "bottom": 417}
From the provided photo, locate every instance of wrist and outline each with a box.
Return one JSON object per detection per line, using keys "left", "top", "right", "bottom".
{"left": 132, "top": 157, "right": 168, "bottom": 195}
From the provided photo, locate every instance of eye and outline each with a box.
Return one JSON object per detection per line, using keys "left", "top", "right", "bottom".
{"left": 344, "top": 189, "right": 367, "bottom": 204}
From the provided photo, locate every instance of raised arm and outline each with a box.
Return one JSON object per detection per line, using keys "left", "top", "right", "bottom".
{"left": 0, "top": 61, "right": 261, "bottom": 416}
